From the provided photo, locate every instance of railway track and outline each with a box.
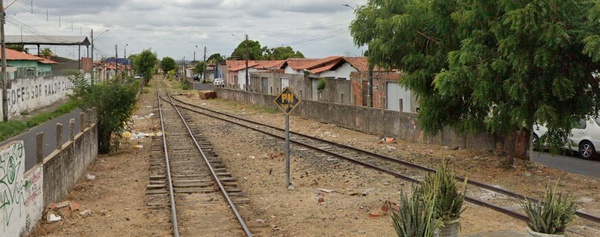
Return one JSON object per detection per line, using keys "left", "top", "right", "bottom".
{"left": 167, "top": 93, "right": 600, "bottom": 236}
{"left": 145, "top": 89, "right": 256, "bottom": 236}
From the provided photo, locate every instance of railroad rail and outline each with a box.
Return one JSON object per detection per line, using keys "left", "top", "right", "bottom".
{"left": 165, "top": 93, "right": 600, "bottom": 236}
{"left": 147, "top": 89, "right": 253, "bottom": 236}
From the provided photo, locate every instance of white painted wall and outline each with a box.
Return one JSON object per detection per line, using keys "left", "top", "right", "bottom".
{"left": 0, "top": 76, "right": 73, "bottom": 119}
{"left": 0, "top": 141, "right": 44, "bottom": 237}
{"left": 332, "top": 63, "right": 357, "bottom": 80}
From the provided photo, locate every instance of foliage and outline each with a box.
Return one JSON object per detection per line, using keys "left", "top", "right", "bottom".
{"left": 422, "top": 161, "right": 467, "bottom": 221}
{"left": 264, "top": 46, "right": 305, "bottom": 60}
{"left": 40, "top": 48, "right": 53, "bottom": 58}
{"left": 68, "top": 73, "right": 138, "bottom": 154}
{"left": 350, "top": 0, "right": 600, "bottom": 155}
{"left": 207, "top": 53, "right": 225, "bottom": 64}
{"left": 160, "top": 57, "right": 177, "bottom": 74}
{"left": 167, "top": 70, "right": 175, "bottom": 80}
{"left": 194, "top": 61, "right": 206, "bottom": 75}
{"left": 0, "top": 121, "right": 27, "bottom": 141}
{"left": 317, "top": 78, "right": 327, "bottom": 91}
{"left": 391, "top": 184, "right": 442, "bottom": 237}
{"left": 520, "top": 181, "right": 577, "bottom": 234}
{"left": 231, "top": 39, "right": 266, "bottom": 60}
{"left": 134, "top": 49, "right": 158, "bottom": 83}
{"left": 7, "top": 44, "right": 27, "bottom": 53}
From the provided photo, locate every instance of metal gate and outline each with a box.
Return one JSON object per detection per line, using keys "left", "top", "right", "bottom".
{"left": 386, "top": 82, "right": 411, "bottom": 112}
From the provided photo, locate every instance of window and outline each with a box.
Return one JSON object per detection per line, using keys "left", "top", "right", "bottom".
{"left": 575, "top": 119, "right": 587, "bottom": 129}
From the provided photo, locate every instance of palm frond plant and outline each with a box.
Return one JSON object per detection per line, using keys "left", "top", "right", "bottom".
{"left": 520, "top": 181, "right": 577, "bottom": 235}
{"left": 423, "top": 160, "right": 467, "bottom": 221}
{"left": 391, "top": 184, "right": 442, "bottom": 237}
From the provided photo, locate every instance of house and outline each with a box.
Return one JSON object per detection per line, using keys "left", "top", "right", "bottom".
{"left": 0, "top": 48, "right": 57, "bottom": 79}
{"left": 224, "top": 60, "right": 286, "bottom": 90}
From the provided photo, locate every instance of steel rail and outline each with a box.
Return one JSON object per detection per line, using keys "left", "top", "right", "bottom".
{"left": 163, "top": 94, "right": 253, "bottom": 237}
{"left": 168, "top": 96, "right": 600, "bottom": 224}
{"left": 157, "top": 90, "right": 180, "bottom": 237}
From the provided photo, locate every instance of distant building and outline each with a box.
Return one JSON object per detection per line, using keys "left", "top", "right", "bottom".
{"left": 0, "top": 48, "right": 57, "bottom": 79}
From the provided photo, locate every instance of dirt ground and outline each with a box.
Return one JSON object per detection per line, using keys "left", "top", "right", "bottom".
{"left": 29, "top": 78, "right": 600, "bottom": 237}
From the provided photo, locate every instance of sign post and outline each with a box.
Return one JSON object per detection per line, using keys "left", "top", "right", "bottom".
{"left": 274, "top": 87, "right": 301, "bottom": 188}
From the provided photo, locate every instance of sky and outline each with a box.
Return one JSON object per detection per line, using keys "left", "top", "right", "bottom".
{"left": 3, "top": 0, "right": 368, "bottom": 61}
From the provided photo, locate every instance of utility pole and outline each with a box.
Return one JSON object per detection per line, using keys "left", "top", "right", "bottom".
{"left": 203, "top": 46, "right": 206, "bottom": 82}
{"left": 1, "top": 1, "right": 8, "bottom": 121}
{"left": 90, "top": 29, "right": 94, "bottom": 85}
{"left": 115, "top": 44, "right": 118, "bottom": 76}
{"left": 245, "top": 34, "right": 249, "bottom": 91}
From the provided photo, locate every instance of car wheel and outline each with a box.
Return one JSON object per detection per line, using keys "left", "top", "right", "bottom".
{"left": 578, "top": 141, "right": 596, "bottom": 159}
{"left": 531, "top": 134, "right": 540, "bottom": 151}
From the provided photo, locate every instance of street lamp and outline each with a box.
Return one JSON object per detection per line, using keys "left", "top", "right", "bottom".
{"left": 91, "top": 29, "right": 109, "bottom": 84}
{"left": 232, "top": 34, "right": 249, "bottom": 91}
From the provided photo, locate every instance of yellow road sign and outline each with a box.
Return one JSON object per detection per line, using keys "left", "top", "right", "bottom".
{"left": 274, "top": 87, "right": 301, "bottom": 115}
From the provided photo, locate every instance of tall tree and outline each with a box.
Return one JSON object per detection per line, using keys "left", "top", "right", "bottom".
{"left": 207, "top": 53, "right": 225, "bottom": 64}
{"left": 134, "top": 49, "right": 158, "bottom": 83}
{"left": 40, "top": 48, "right": 53, "bottom": 58}
{"left": 351, "top": 0, "right": 600, "bottom": 159}
{"left": 264, "top": 46, "right": 305, "bottom": 60}
{"left": 160, "top": 56, "right": 177, "bottom": 74}
{"left": 230, "top": 39, "right": 265, "bottom": 60}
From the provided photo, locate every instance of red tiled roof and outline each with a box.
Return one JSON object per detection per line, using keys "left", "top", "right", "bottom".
{"left": 226, "top": 60, "right": 286, "bottom": 72}
{"left": 0, "top": 48, "right": 57, "bottom": 64}
{"left": 344, "top": 57, "right": 368, "bottom": 72}
{"left": 286, "top": 58, "right": 322, "bottom": 71}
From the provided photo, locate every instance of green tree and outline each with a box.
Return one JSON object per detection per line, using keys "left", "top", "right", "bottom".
{"left": 264, "top": 46, "right": 305, "bottom": 60}
{"left": 134, "top": 49, "right": 158, "bottom": 83}
{"left": 7, "top": 44, "right": 27, "bottom": 53}
{"left": 350, "top": 0, "right": 600, "bottom": 159}
{"left": 68, "top": 73, "right": 138, "bottom": 154}
{"left": 230, "top": 39, "right": 265, "bottom": 60}
{"left": 194, "top": 61, "right": 206, "bottom": 75}
{"left": 207, "top": 53, "right": 225, "bottom": 64}
{"left": 40, "top": 48, "right": 53, "bottom": 58}
{"left": 160, "top": 57, "right": 177, "bottom": 74}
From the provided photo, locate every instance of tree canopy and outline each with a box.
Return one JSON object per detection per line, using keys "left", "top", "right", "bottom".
{"left": 230, "top": 40, "right": 305, "bottom": 60}
{"left": 134, "top": 49, "right": 158, "bottom": 83}
{"left": 207, "top": 53, "right": 225, "bottom": 63}
{"left": 160, "top": 56, "right": 177, "bottom": 74}
{"left": 264, "top": 46, "right": 305, "bottom": 60}
{"left": 351, "top": 0, "right": 600, "bottom": 153}
{"left": 231, "top": 40, "right": 265, "bottom": 60}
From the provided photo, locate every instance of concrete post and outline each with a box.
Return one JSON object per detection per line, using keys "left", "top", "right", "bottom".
{"left": 56, "top": 123, "right": 63, "bottom": 150}
{"left": 80, "top": 112, "right": 85, "bottom": 131}
{"left": 69, "top": 118, "right": 75, "bottom": 141}
{"left": 36, "top": 132, "right": 43, "bottom": 164}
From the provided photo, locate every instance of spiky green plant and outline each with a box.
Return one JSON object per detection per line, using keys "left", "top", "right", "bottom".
{"left": 391, "top": 184, "right": 442, "bottom": 237}
{"left": 423, "top": 160, "right": 467, "bottom": 221}
{"left": 520, "top": 182, "right": 577, "bottom": 234}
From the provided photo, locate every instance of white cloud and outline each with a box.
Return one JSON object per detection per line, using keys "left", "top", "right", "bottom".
{"left": 4, "top": 0, "right": 367, "bottom": 60}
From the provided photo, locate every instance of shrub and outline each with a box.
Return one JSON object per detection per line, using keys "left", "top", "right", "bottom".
{"left": 392, "top": 184, "right": 442, "bottom": 237}
{"left": 521, "top": 181, "right": 577, "bottom": 234}
{"left": 317, "top": 77, "right": 327, "bottom": 91}
{"left": 422, "top": 160, "right": 467, "bottom": 221}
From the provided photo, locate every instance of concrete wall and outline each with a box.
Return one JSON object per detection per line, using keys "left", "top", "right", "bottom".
{"left": 0, "top": 110, "right": 97, "bottom": 237}
{"left": 0, "top": 75, "right": 73, "bottom": 119}
{"left": 215, "top": 88, "right": 497, "bottom": 151}
{"left": 0, "top": 141, "right": 44, "bottom": 237}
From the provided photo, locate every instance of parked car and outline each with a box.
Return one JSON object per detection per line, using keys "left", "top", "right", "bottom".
{"left": 213, "top": 78, "right": 224, "bottom": 87}
{"left": 193, "top": 74, "right": 201, "bottom": 81}
{"left": 533, "top": 117, "right": 600, "bottom": 159}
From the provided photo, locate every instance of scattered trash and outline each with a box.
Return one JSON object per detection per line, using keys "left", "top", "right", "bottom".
{"left": 79, "top": 209, "right": 92, "bottom": 218}
{"left": 133, "top": 145, "right": 143, "bottom": 150}
{"left": 46, "top": 213, "right": 62, "bottom": 223}
{"left": 86, "top": 174, "right": 96, "bottom": 180}
{"left": 318, "top": 188, "right": 334, "bottom": 193}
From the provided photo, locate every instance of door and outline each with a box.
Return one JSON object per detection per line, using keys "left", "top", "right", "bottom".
{"left": 262, "top": 77, "right": 269, "bottom": 94}
{"left": 386, "top": 82, "right": 410, "bottom": 112}
{"left": 311, "top": 79, "right": 319, "bottom": 100}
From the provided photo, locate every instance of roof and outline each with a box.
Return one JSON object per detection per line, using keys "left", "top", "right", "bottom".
{"left": 226, "top": 60, "right": 286, "bottom": 72}
{"left": 1, "top": 48, "right": 57, "bottom": 64}
{"left": 5, "top": 35, "right": 90, "bottom": 46}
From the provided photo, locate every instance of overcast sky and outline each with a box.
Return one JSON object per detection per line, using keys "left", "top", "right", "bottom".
{"left": 4, "top": 0, "right": 368, "bottom": 61}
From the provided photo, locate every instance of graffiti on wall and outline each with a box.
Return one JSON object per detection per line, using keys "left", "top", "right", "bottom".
{"left": 0, "top": 76, "right": 74, "bottom": 119}
{"left": 0, "top": 141, "right": 29, "bottom": 234}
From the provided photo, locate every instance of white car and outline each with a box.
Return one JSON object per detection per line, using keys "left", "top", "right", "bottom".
{"left": 213, "top": 78, "right": 224, "bottom": 87}
{"left": 533, "top": 117, "right": 600, "bottom": 159}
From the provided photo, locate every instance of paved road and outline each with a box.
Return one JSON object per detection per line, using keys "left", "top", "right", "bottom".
{"left": 0, "top": 109, "right": 83, "bottom": 171}
{"left": 531, "top": 151, "right": 600, "bottom": 178}
{"left": 193, "top": 81, "right": 214, "bottom": 90}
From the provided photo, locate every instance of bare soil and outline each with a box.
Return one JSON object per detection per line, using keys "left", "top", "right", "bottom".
{"left": 29, "top": 78, "right": 600, "bottom": 237}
